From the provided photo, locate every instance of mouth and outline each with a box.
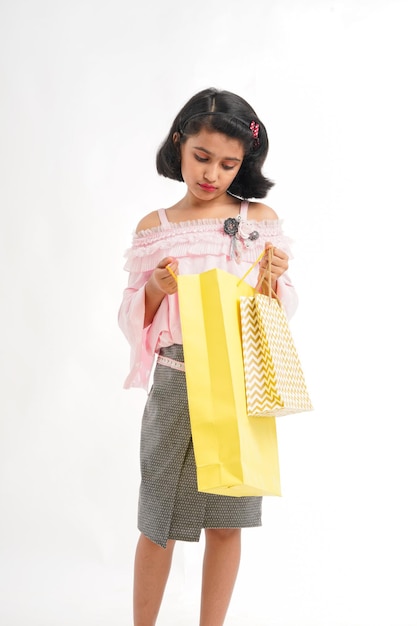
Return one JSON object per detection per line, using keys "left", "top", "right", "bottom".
{"left": 198, "top": 183, "right": 217, "bottom": 192}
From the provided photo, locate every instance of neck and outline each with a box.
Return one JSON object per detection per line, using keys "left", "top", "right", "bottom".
{"left": 181, "top": 191, "right": 239, "bottom": 211}
{"left": 169, "top": 192, "right": 241, "bottom": 220}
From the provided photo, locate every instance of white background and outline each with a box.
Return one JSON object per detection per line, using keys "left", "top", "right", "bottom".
{"left": 1, "top": 1, "right": 416, "bottom": 625}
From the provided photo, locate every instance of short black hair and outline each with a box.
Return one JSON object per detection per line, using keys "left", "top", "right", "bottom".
{"left": 156, "top": 88, "right": 274, "bottom": 199}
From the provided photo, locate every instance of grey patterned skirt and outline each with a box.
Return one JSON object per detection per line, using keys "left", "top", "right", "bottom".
{"left": 138, "top": 344, "right": 262, "bottom": 548}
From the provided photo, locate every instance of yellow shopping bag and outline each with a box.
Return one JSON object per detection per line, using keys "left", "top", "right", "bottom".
{"left": 240, "top": 248, "right": 313, "bottom": 418}
{"left": 177, "top": 268, "right": 281, "bottom": 497}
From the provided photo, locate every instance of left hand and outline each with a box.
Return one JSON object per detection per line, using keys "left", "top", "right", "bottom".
{"left": 257, "top": 242, "right": 289, "bottom": 286}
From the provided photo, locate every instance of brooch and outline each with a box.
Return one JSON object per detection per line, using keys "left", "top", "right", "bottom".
{"left": 224, "top": 216, "right": 259, "bottom": 262}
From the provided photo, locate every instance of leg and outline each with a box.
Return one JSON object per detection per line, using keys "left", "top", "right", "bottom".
{"left": 199, "top": 528, "right": 241, "bottom": 626}
{"left": 133, "top": 533, "right": 176, "bottom": 626}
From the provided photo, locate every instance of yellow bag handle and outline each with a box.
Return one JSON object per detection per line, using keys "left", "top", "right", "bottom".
{"left": 166, "top": 250, "right": 266, "bottom": 284}
{"left": 236, "top": 249, "right": 267, "bottom": 286}
{"left": 166, "top": 264, "right": 178, "bottom": 281}
{"left": 243, "top": 247, "right": 280, "bottom": 301}
{"left": 166, "top": 247, "right": 279, "bottom": 300}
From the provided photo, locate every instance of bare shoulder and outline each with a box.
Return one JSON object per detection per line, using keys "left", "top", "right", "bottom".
{"left": 248, "top": 201, "right": 279, "bottom": 220}
{"left": 136, "top": 210, "right": 161, "bottom": 233}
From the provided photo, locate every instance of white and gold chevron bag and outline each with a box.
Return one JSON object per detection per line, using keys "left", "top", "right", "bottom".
{"left": 240, "top": 251, "right": 313, "bottom": 418}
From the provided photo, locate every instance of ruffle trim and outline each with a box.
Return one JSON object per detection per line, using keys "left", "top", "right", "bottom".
{"left": 123, "top": 218, "right": 293, "bottom": 273}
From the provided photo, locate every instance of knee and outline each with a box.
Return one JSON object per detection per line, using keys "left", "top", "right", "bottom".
{"left": 205, "top": 528, "right": 241, "bottom": 543}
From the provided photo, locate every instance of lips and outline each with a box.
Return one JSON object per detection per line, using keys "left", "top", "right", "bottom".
{"left": 199, "top": 183, "right": 217, "bottom": 191}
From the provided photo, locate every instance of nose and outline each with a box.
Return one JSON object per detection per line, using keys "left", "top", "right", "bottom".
{"left": 203, "top": 163, "right": 217, "bottom": 183}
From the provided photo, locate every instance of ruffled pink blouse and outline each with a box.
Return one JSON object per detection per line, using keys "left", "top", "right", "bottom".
{"left": 118, "top": 201, "right": 298, "bottom": 390}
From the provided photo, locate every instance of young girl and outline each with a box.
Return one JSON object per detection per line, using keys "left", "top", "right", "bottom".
{"left": 119, "top": 88, "right": 298, "bottom": 626}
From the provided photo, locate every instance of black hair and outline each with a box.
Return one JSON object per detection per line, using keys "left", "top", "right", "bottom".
{"left": 156, "top": 88, "right": 274, "bottom": 199}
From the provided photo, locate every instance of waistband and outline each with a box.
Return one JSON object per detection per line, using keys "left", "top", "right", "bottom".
{"left": 156, "top": 354, "right": 186, "bottom": 372}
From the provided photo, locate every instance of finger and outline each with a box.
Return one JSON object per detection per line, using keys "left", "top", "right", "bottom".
{"left": 157, "top": 256, "right": 176, "bottom": 269}
{"left": 270, "top": 256, "right": 288, "bottom": 269}
{"left": 266, "top": 246, "right": 287, "bottom": 260}
{"left": 165, "top": 274, "right": 178, "bottom": 294}
{"left": 167, "top": 260, "right": 179, "bottom": 273}
{"left": 274, "top": 249, "right": 288, "bottom": 261}
{"left": 165, "top": 264, "right": 178, "bottom": 282}
{"left": 268, "top": 254, "right": 288, "bottom": 271}
{"left": 263, "top": 243, "right": 287, "bottom": 260}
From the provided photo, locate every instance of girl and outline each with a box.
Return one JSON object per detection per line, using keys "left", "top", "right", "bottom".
{"left": 119, "top": 88, "right": 298, "bottom": 626}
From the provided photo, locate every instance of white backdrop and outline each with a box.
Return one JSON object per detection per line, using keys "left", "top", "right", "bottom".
{"left": 1, "top": 1, "right": 416, "bottom": 625}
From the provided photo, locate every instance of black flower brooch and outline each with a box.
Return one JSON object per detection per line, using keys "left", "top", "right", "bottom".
{"left": 223, "top": 216, "right": 259, "bottom": 262}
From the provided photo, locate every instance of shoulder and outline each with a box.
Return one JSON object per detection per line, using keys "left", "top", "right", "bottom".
{"left": 247, "top": 201, "right": 279, "bottom": 220}
{"left": 136, "top": 210, "right": 161, "bottom": 233}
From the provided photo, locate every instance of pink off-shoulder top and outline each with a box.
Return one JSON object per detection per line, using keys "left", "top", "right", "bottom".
{"left": 118, "top": 201, "right": 298, "bottom": 390}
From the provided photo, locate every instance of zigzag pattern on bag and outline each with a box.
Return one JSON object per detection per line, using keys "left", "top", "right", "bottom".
{"left": 240, "top": 297, "right": 284, "bottom": 416}
{"left": 241, "top": 294, "right": 313, "bottom": 417}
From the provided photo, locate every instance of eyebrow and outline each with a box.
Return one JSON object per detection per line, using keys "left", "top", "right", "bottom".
{"left": 192, "top": 146, "right": 242, "bottom": 162}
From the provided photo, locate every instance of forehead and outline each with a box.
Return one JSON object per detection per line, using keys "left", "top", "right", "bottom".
{"left": 185, "top": 128, "right": 244, "bottom": 157}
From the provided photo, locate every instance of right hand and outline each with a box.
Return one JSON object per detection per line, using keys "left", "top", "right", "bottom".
{"left": 149, "top": 257, "right": 178, "bottom": 295}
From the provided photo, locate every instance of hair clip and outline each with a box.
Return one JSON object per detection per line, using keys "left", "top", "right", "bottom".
{"left": 250, "top": 121, "right": 260, "bottom": 148}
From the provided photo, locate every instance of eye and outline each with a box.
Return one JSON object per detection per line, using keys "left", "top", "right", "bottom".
{"left": 222, "top": 163, "right": 236, "bottom": 171}
{"left": 194, "top": 154, "right": 208, "bottom": 162}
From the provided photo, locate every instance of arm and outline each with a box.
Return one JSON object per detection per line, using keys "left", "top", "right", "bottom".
{"left": 144, "top": 257, "right": 178, "bottom": 327}
{"left": 133, "top": 212, "right": 179, "bottom": 327}
{"left": 119, "top": 212, "right": 180, "bottom": 389}
{"left": 256, "top": 242, "right": 298, "bottom": 319}
{"left": 257, "top": 242, "right": 289, "bottom": 294}
{"left": 248, "top": 204, "right": 290, "bottom": 292}
{"left": 118, "top": 259, "right": 178, "bottom": 390}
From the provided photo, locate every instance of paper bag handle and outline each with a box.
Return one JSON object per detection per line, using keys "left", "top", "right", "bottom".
{"left": 166, "top": 250, "right": 266, "bottom": 284}
{"left": 167, "top": 247, "right": 279, "bottom": 300}
{"left": 238, "top": 248, "right": 279, "bottom": 300}
{"left": 236, "top": 249, "right": 267, "bottom": 286}
{"left": 166, "top": 264, "right": 178, "bottom": 281}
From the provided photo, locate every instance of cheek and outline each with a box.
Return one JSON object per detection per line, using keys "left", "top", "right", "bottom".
{"left": 179, "top": 157, "right": 191, "bottom": 178}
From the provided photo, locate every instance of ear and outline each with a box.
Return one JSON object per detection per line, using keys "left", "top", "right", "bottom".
{"left": 172, "top": 131, "right": 181, "bottom": 145}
